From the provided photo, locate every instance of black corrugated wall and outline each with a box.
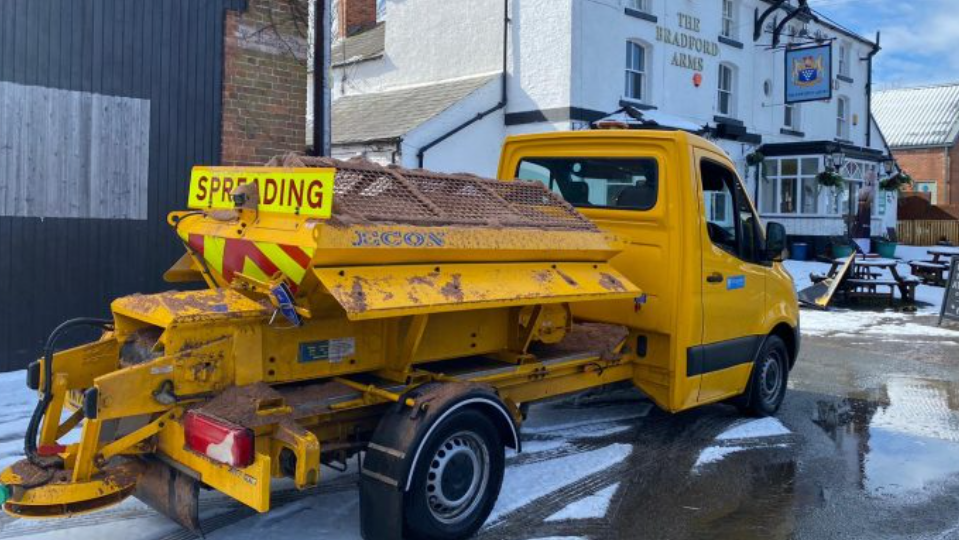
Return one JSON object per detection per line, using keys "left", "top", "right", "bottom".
{"left": 0, "top": 0, "right": 246, "bottom": 371}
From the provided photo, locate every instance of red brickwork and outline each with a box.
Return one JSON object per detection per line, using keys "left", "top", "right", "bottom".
{"left": 222, "top": 0, "right": 308, "bottom": 166}
{"left": 895, "top": 146, "right": 959, "bottom": 206}
{"left": 339, "top": 0, "right": 377, "bottom": 38}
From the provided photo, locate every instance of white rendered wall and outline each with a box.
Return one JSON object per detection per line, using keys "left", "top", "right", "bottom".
{"left": 400, "top": 78, "right": 506, "bottom": 177}
{"left": 572, "top": 0, "right": 878, "bottom": 150}
{"left": 334, "top": 0, "right": 504, "bottom": 97}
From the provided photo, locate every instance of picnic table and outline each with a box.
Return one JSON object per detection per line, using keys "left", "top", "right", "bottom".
{"left": 821, "top": 256, "right": 919, "bottom": 305}
{"left": 909, "top": 247, "right": 959, "bottom": 286}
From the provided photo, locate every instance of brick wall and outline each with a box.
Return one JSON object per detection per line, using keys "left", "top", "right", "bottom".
{"left": 894, "top": 147, "right": 947, "bottom": 203}
{"left": 948, "top": 144, "right": 959, "bottom": 205}
{"left": 339, "top": 0, "right": 377, "bottom": 37}
{"left": 222, "top": 0, "right": 308, "bottom": 166}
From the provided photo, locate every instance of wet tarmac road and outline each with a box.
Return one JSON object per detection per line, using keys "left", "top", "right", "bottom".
{"left": 3, "top": 321, "right": 959, "bottom": 540}
{"left": 481, "top": 327, "right": 959, "bottom": 540}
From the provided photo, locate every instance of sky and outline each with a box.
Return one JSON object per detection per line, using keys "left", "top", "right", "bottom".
{"left": 808, "top": 0, "right": 959, "bottom": 88}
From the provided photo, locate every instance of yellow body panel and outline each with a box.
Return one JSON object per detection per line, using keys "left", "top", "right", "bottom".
{"left": 315, "top": 263, "right": 640, "bottom": 320}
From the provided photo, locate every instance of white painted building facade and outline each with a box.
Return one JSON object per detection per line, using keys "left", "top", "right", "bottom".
{"left": 326, "top": 0, "right": 897, "bottom": 249}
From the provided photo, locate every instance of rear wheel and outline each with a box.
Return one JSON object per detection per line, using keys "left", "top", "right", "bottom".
{"left": 737, "top": 335, "right": 789, "bottom": 417}
{"left": 404, "top": 409, "right": 505, "bottom": 540}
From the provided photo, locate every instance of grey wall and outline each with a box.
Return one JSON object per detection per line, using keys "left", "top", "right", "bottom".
{"left": 0, "top": 81, "right": 151, "bottom": 219}
{"left": 0, "top": 0, "right": 246, "bottom": 370}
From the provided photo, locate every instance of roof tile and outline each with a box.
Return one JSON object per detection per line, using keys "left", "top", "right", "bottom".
{"left": 332, "top": 75, "right": 498, "bottom": 144}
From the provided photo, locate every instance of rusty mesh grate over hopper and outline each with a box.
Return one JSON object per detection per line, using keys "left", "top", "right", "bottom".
{"left": 268, "top": 154, "right": 598, "bottom": 232}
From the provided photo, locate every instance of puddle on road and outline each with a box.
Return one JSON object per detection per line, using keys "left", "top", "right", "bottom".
{"left": 815, "top": 376, "right": 959, "bottom": 497}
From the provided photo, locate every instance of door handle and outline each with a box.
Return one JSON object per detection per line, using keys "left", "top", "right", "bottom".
{"left": 706, "top": 272, "right": 724, "bottom": 284}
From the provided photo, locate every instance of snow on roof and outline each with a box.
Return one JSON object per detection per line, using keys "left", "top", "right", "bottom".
{"left": 597, "top": 109, "right": 705, "bottom": 133}
{"left": 873, "top": 83, "right": 959, "bottom": 148}
{"left": 332, "top": 74, "right": 497, "bottom": 145}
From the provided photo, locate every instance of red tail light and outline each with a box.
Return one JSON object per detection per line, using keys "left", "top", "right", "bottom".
{"left": 183, "top": 411, "right": 255, "bottom": 468}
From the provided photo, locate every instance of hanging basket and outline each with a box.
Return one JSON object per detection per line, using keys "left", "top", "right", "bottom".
{"left": 879, "top": 172, "right": 912, "bottom": 192}
{"left": 817, "top": 170, "right": 845, "bottom": 189}
{"left": 746, "top": 151, "right": 765, "bottom": 167}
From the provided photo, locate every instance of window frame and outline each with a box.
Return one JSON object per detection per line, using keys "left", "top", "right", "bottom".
{"left": 836, "top": 96, "right": 850, "bottom": 139}
{"left": 700, "top": 158, "right": 764, "bottom": 264}
{"left": 626, "top": 0, "right": 651, "bottom": 13}
{"left": 515, "top": 156, "right": 661, "bottom": 212}
{"left": 625, "top": 40, "right": 648, "bottom": 103}
{"left": 717, "top": 63, "right": 736, "bottom": 117}
{"left": 759, "top": 156, "right": 825, "bottom": 217}
{"left": 721, "top": 0, "right": 736, "bottom": 39}
{"left": 784, "top": 102, "right": 801, "bottom": 130}
{"left": 838, "top": 41, "right": 851, "bottom": 77}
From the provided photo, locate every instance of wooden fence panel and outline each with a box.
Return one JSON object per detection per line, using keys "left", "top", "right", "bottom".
{"left": 898, "top": 220, "right": 959, "bottom": 246}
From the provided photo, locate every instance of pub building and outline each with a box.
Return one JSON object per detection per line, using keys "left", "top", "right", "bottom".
{"left": 326, "top": 0, "right": 897, "bottom": 255}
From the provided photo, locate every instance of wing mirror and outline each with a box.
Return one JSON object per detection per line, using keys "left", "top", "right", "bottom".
{"left": 765, "top": 221, "right": 787, "bottom": 262}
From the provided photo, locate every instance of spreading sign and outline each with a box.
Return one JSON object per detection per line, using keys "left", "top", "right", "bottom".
{"left": 188, "top": 166, "right": 335, "bottom": 218}
{"left": 785, "top": 43, "right": 832, "bottom": 104}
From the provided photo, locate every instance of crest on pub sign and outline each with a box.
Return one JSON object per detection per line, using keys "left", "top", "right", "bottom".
{"left": 792, "top": 54, "right": 825, "bottom": 87}
{"left": 784, "top": 43, "right": 832, "bottom": 104}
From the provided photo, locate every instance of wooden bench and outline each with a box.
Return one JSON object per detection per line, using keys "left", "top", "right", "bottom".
{"left": 909, "top": 260, "right": 948, "bottom": 286}
{"left": 844, "top": 278, "right": 897, "bottom": 306}
{"left": 899, "top": 276, "right": 921, "bottom": 303}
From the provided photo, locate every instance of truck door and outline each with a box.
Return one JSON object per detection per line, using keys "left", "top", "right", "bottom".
{"left": 694, "top": 154, "right": 768, "bottom": 402}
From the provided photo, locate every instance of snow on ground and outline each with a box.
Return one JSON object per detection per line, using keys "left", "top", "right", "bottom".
{"left": 488, "top": 443, "right": 632, "bottom": 524}
{"left": 545, "top": 483, "right": 619, "bottom": 522}
{"left": 782, "top": 248, "right": 959, "bottom": 343}
{"left": 692, "top": 445, "right": 748, "bottom": 470}
{"left": 715, "top": 417, "right": 791, "bottom": 440}
{"left": 692, "top": 418, "right": 792, "bottom": 472}
{"left": 526, "top": 537, "right": 587, "bottom": 540}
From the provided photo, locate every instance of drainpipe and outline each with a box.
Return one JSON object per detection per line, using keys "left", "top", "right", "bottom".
{"left": 416, "top": 0, "right": 510, "bottom": 169}
{"left": 945, "top": 146, "right": 951, "bottom": 206}
{"left": 311, "top": 0, "right": 331, "bottom": 157}
{"left": 865, "top": 32, "right": 881, "bottom": 148}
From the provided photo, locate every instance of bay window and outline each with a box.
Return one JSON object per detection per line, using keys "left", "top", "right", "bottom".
{"left": 760, "top": 157, "right": 823, "bottom": 215}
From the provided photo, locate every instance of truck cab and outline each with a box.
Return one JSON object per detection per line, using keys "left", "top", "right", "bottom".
{"left": 498, "top": 129, "right": 800, "bottom": 414}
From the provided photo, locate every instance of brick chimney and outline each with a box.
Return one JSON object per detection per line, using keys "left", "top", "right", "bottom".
{"left": 339, "top": 0, "right": 378, "bottom": 38}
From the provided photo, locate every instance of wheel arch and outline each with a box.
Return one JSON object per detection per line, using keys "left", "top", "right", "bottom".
{"left": 766, "top": 321, "right": 799, "bottom": 369}
{"left": 402, "top": 395, "right": 519, "bottom": 492}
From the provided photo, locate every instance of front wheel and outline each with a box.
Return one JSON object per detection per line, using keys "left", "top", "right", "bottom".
{"left": 404, "top": 409, "right": 505, "bottom": 540}
{"left": 737, "top": 335, "right": 790, "bottom": 417}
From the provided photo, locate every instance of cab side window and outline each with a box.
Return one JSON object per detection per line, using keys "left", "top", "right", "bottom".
{"left": 701, "top": 159, "right": 762, "bottom": 263}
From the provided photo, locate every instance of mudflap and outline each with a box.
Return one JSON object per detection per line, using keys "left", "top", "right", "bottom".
{"left": 134, "top": 459, "right": 201, "bottom": 533}
{"left": 358, "top": 382, "right": 519, "bottom": 540}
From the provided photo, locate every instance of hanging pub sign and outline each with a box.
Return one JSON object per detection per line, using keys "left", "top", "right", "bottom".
{"left": 785, "top": 43, "right": 832, "bottom": 104}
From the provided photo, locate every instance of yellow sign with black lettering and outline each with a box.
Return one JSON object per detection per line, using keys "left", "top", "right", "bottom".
{"left": 188, "top": 166, "right": 335, "bottom": 218}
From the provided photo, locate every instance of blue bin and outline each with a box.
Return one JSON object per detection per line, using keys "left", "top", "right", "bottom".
{"left": 791, "top": 242, "right": 809, "bottom": 261}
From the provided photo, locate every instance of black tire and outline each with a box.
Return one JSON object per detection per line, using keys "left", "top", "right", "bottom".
{"left": 404, "top": 408, "right": 505, "bottom": 540}
{"left": 736, "top": 335, "right": 790, "bottom": 417}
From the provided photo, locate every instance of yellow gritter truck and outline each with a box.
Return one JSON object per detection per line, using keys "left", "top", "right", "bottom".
{"left": 0, "top": 128, "right": 799, "bottom": 540}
